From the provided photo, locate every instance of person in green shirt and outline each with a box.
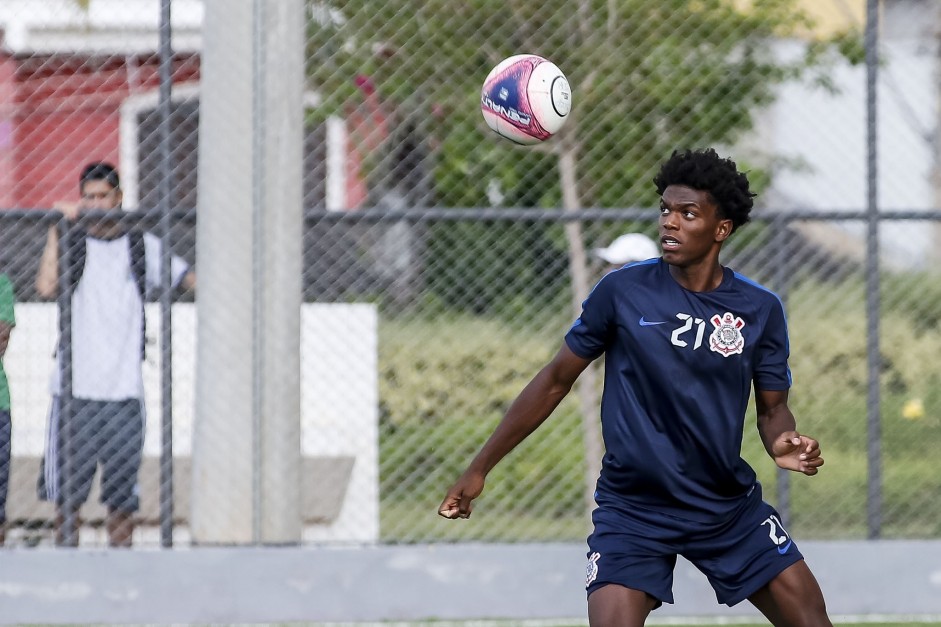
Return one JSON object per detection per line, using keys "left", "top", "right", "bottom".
{"left": 0, "top": 273, "right": 15, "bottom": 546}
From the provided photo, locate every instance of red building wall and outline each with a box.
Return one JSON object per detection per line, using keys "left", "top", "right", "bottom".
{"left": 0, "top": 55, "right": 16, "bottom": 208}
{"left": 0, "top": 52, "right": 200, "bottom": 209}
{"left": 0, "top": 51, "right": 379, "bottom": 212}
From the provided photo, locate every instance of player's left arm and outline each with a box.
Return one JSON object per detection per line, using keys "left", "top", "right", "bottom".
{"left": 0, "top": 322, "right": 12, "bottom": 358}
{"left": 755, "top": 388, "right": 824, "bottom": 476}
{"left": 143, "top": 232, "right": 196, "bottom": 293}
{"left": 178, "top": 269, "right": 196, "bottom": 292}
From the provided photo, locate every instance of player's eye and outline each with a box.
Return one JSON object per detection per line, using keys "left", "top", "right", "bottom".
{"left": 82, "top": 191, "right": 114, "bottom": 201}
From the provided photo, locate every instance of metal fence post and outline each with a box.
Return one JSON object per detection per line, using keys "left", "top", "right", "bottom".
{"left": 865, "top": 0, "right": 882, "bottom": 540}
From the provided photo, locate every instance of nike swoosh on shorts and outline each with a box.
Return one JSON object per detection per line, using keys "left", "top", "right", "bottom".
{"left": 638, "top": 317, "right": 667, "bottom": 326}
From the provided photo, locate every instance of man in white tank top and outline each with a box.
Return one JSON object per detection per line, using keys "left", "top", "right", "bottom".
{"left": 35, "top": 162, "right": 195, "bottom": 547}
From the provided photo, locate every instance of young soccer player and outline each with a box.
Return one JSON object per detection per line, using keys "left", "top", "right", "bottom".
{"left": 438, "top": 149, "right": 831, "bottom": 626}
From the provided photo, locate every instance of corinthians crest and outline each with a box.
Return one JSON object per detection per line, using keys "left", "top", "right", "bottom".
{"left": 709, "top": 312, "right": 746, "bottom": 357}
{"left": 586, "top": 552, "right": 601, "bottom": 587}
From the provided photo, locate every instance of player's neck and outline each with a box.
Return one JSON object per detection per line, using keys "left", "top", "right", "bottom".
{"left": 668, "top": 260, "right": 725, "bottom": 292}
{"left": 86, "top": 221, "right": 126, "bottom": 240}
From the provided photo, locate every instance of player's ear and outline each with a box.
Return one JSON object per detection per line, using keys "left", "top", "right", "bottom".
{"left": 715, "top": 219, "right": 733, "bottom": 242}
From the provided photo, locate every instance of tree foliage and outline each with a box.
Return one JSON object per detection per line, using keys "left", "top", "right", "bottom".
{"left": 307, "top": 0, "right": 857, "bottom": 209}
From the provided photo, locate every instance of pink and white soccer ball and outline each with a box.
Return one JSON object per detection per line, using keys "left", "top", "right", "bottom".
{"left": 481, "top": 54, "right": 572, "bottom": 145}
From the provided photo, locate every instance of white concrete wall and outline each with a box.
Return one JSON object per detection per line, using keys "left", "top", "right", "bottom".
{"left": 3, "top": 302, "right": 378, "bottom": 542}
{"left": 761, "top": 2, "right": 940, "bottom": 270}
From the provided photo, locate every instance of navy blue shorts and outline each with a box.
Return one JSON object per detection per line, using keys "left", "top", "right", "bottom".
{"left": 37, "top": 397, "right": 144, "bottom": 513}
{"left": 585, "top": 487, "right": 803, "bottom": 607}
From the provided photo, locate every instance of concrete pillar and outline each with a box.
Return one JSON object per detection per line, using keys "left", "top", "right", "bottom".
{"left": 192, "top": 0, "right": 304, "bottom": 544}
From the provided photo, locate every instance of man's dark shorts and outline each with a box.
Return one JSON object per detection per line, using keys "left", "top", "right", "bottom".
{"left": 37, "top": 397, "right": 144, "bottom": 513}
{"left": 585, "top": 487, "right": 804, "bottom": 607}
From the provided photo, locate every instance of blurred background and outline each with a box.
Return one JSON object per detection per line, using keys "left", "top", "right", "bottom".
{"left": 0, "top": 0, "right": 938, "bottom": 584}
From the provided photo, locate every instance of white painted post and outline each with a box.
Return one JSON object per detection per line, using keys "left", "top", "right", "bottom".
{"left": 192, "top": 0, "right": 304, "bottom": 544}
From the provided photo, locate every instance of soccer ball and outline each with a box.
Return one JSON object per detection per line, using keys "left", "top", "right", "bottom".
{"left": 481, "top": 54, "right": 572, "bottom": 145}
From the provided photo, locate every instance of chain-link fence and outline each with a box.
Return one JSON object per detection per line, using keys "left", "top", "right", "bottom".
{"left": 0, "top": 0, "right": 938, "bottom": 549}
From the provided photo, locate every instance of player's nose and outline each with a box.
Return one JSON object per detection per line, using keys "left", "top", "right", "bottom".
{"left": 659, "top": 210, "right": 678, "bottom": 230}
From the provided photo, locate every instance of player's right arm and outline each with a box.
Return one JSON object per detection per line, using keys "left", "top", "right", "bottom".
{"left": 35, "top": 225, "right": 60, "bottom": 299}
{"left": 437, "top": 342, "right": 592, "bottom": 519}
{"left": 36, "top": 202, "right": 80, "bottom": 299}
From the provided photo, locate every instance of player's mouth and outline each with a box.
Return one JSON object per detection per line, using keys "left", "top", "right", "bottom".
{"left": 660, "top": 236, "right": 680, "bottom": 251}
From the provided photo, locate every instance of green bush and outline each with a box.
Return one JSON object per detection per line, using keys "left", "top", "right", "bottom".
{"left": 377, "top": 278, "right": 941, "bottom": 542}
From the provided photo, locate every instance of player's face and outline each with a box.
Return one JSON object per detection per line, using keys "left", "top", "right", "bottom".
{"left": 80, "top": 179, "right": 122, "bottom": 211}
{"left": 658, "top": 185, "right": 731, "bottom": 267}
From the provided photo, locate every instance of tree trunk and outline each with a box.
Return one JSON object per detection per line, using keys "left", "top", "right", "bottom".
{"left": 558, "top": 143, "right": 603, "bottom": 528}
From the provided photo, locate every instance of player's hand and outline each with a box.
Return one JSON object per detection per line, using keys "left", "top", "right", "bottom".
{"left": 772, "top": 431, "right": 824, "bottom": 475}
{"left": 437, "top": 471, "right": 485, "bottom": 519}
{"left": 52, "top": 201, "right": 81, "bottom": 222}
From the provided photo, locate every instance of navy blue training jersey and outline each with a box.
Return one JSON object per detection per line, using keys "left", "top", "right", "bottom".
{"left": 565, "top": 258, "right": 791, "bottom": 523}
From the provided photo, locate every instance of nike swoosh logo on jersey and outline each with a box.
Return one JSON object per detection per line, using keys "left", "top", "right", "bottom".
{"left": 638, "top": 317, "right": 667, "bottom": 326}
{"left": 777, "top": 539, "right": 793, "bottom": 554}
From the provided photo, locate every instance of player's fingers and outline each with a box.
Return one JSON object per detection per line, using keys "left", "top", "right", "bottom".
{"left": 801, "top": 457, "right": 824, "bottom": 474}
{"left": 799, "top": 447, "right": 821, "bottom": 461}
{"left": 458, "top": 493, "right": 474, "bottom": 519}
{"left": 803, "top": 437, "right": 820, "bottom": 453}
{"left": 437, "top": 495, "right": 461, "bottom": 519}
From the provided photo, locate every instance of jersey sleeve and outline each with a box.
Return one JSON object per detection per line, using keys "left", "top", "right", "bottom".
{"left": 0, "top": 274, "right": 15, "bottom": 325}
{"left": 564, "top": 274, "right": 615, "bottom": 360}
{"left": 753, "top": 297, "right": 791, "bottom": 391}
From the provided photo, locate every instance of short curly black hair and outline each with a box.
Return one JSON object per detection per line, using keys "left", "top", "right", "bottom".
{"left": 80, "top": 161, "right": 120, "bottom": 191}
{"left": 653, "top": 148, "right": 755, "bottom": 232}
